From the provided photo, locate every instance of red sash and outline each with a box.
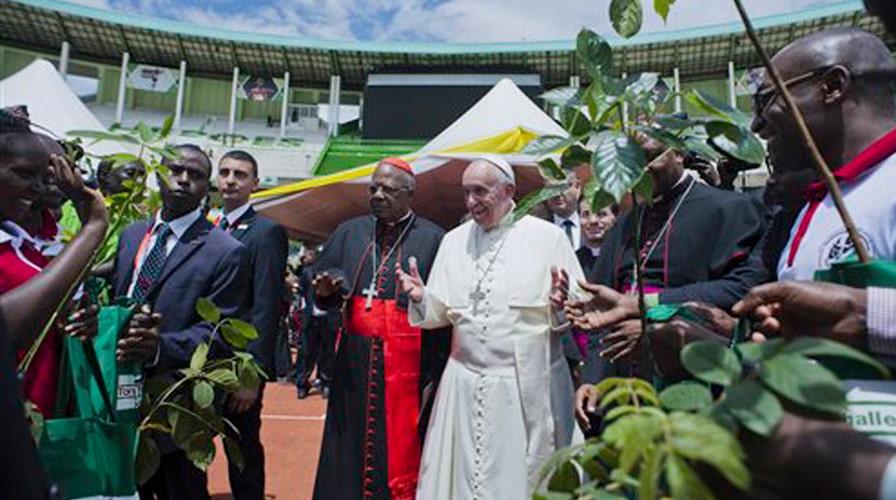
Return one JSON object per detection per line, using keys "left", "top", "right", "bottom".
{"left": 789, "top": 126, "right": 896, "bottom": 266}
{"left": 344, "top": 298, "right": 422, "bottom": 500}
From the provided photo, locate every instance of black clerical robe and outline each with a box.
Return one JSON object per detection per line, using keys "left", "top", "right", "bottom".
{"left": 311, "top": 214, "right": 448, "bottom": 500}
{"left": 587, "top": 177, "right": 768, "bottom": 382}
{"left": 590, "top": 176, "right": 768, "bottom": 311}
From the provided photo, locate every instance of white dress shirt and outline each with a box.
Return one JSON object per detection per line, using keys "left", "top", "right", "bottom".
{"left": 222, "top": 203, "right": 252, "bottom": 230}
{"left": 552, "top": 211, "right": 581, "bottom": 249}
{"left": 126, "top": 208, "right": 203, "bottom": 298}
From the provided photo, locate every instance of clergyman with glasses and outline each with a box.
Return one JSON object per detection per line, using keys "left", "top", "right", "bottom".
{"left": 308, "top": 157, "right": 449, "bottom": 500}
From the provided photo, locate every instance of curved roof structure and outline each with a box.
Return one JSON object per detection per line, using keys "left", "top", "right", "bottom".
{"left": 0, "top": 0, "right": 890, "bottom": 90}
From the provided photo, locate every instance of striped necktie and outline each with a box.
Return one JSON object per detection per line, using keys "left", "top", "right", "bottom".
{"left": 132, "top": 223, "right": 171, "bottom": 303}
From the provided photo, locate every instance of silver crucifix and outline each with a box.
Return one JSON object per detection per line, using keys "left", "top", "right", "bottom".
{"left": 470, "top": 285, "right": 486, "bottom": 315}
{"left": 362, "top": 283, "right": 378, "bottom": 310}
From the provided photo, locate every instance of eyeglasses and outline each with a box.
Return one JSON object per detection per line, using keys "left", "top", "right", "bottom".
{"left": 368, "top": 183, "right": 407, "bottom": 196}
{"left": 751, "top": 65, "right": 835, "bottom": 117}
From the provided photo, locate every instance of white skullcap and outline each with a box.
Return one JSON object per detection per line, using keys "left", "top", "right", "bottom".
{"left": 475, "top": 154, "right": 515, "bottom": 184}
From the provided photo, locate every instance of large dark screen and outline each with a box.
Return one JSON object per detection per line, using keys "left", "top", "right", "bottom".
{"left": 362, "top": 74, "right": 542, "bottom": 139}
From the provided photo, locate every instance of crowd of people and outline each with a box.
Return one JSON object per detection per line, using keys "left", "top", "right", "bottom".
{"left": 2, "top": 1, "right": 896, "bottom": 499}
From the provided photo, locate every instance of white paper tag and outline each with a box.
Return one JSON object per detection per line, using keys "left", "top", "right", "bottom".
{"left": 116, "top": 373, "right": 144, "bottom": 411}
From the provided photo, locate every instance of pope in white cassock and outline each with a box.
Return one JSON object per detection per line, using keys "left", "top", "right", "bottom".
{"left": 396, "top": 156, "right": 586, "bottom": 500}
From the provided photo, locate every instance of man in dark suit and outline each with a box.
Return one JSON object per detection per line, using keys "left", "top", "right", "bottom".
{"left": 216, "top": 150, "right": 288, "bottom": 500}
{"left": 112, "top": 144, "right": 248, "bottom": 500}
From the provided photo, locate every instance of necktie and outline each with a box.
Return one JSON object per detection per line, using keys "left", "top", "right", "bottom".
{"left": 562, "top": 219, "right": 575, "bottom": 247}
{"left": 132, "top": 223, "right": 171, "bottom": 303}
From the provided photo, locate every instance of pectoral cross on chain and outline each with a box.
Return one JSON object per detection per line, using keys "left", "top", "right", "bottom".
{"left": 362, "top": 282, "right": 378, "bottom": 310}
{"left": 470, "top": 285, "right": 486, "bottom": 315}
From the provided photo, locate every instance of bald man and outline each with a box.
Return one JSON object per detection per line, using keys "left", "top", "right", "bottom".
{"left": 397, "top": 157, "right": 585, "bottom": 499}
{"left": 749, "top": 28, "right": 896, "bottom": 281}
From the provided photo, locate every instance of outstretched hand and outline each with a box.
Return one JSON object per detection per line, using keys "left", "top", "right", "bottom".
{"left": 549, "top": 266, "right": 570, "bottom": 311}
{"left": 732, "top": 281, "right": 867, "bottom": 347}
{"left": 312, "top": 271, "right": 344, "bottom": 299}
{"left": 564, "top": 280, "right": 639, "bottom": 332}
{"left": 395, "top": 256, "right": 424, "bottom": 303}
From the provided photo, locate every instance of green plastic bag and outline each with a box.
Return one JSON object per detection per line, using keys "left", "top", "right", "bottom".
{"left": 815, "top": 260, "right": 896, "bottom": 445}
{"left": 814, "top": 260, "right": 896, "bottom": 380}
{"left": 38, "top": 303, "right": 141, "bottom": 500}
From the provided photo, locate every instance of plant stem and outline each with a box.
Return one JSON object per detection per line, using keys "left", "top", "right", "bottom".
{"left": 731, "top": 0, "right": 870, "bottom": 264}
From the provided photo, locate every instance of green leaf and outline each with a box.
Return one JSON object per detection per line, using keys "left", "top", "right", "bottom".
{"left": 195, "top": 297, "right": 220, "bottom": 324}
{"left": 183, "top": 430, "right": 216, "bottom": 471}
{"left": 666, "top": 455, "right": 714, "bottom": 500}
{"left": 561, "top": 107, "right": 592, "bottom": 137}
{"left": 781, "top": 337, "right": 890, "bottom": 379}
{"left": 594, "top": 490, "right": 627, "bottom": 500}
{"left": 638, "top": 125, "right": 688, "bottom": 153}
{"left": 193, "top": 380, "right": 215, "bottom": 409}
{"left": 723, "top": 379, "right": 783, "bottom": 436}
{"left": 238, "top": 360, "right": 262, "bottom": 390}
{"left": 547, "top": 461, "right": 580, "bottom": 492}
{"left": 541, "top": 87, "right": 585, "bottom": 108}
{"left": 659, "top": 382, "right": 713, "bottom": 411}
{"left": 684, "top": 134, "right": 722, "bottom": 163}
{"left": 735, "top": 338, "right": 784, "bottom": 363}
{"left": 513, "top": 183, "right": 569, "bottom": 222}
{"left": 625, "top": 73, "right": 659, "bottom": 98}
{"left": 221, "top": 323, "right": 249, "bottom": 348}
{"left": 655, "top": 114, "right": 695, "bottom": 130}
{"left": 136, "top": 122, "right": 154, "bottom": 143}
{"left": 603, "top": 413, "right": 661, "bottom": 446}
{"left": 681, "top": 340, "right": 742, "bottom": 386}
{"left": 136, "top": 434, "right": 161, "bottom": 486}
{"left": 669, "top": 412, "right": 749, "bottom": 490}
{"left": 226, "top": 318, "right": 259, "bottom": 340}
{"left": 610, "top": 0, "right": 644, "bottom": 38}
{"left": 631, "top": 172, "right": 655, "bottom": 202}
{"left": 159, "top": 115, "right": 175, "bottom": 139}
{"left": 190, "top": 343, "right": 209, "bottom": 372}
{"left": 577, "top": 29, "right": 613, "bottom": 79}
{"left": 638, "top": 445, "right": 663, "bottom": 500}
{"left": 593, "top": 377, "right": 627, "bottom": 396}
{"left": 560, "top": 144, "right": 592, "bottom": 170}
{"left": 538, "top": 158, "right": 567, "bottom": 181}
{"left": 67, "top": 129, "right": 142, "bottom": 145}
{"left": 705, "top": 121, "right": 765, "bottom": 165}
{"left": 223, "top": 435, "right": 245, "bottom": 472}
{"left": 654, "top": 0, "right": 676, "bottom": 22}
{"left": 759, "top": 353, "right": 846, "bottom": 414}
{"left": 523, "top": 135, "right": 577, "bottom": 156}
{"left": 207, "top": 368, "right": 241, "bottom": 391}
{"left": 591, "top": 130, "right": 645, "bottom": 204}
{"left": 600, "top": 385, "right": 635, "bottom": 409}
{"left": 686, "top": 90, "right": 750, "bottom": 127}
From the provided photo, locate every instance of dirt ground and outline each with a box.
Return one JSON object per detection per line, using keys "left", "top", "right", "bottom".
{"left": 207, "top": 382, "right": 326, "bottom": 500}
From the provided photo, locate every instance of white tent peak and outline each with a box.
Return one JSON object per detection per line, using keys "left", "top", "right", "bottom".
{"left": 419, "top": 78, "right": 566, "bottom": 155}
{"left": 1, "top": 59, "right": 107, "bottom": 139}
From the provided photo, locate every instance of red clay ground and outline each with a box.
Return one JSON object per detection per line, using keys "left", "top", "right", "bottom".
{"left": 207, "top": 383, "right": 326, "bottom": 500}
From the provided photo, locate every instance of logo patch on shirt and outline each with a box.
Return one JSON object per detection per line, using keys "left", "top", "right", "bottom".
{"left": 818, "top": 230, "right": 872, "bottom": 268}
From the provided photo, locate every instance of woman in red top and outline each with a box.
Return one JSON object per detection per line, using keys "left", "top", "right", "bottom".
{"left": 0, "top": 109, "right": 101, "bottom": 416}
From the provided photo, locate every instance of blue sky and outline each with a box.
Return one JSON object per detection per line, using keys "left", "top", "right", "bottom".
{"left": 68, "top": 0, "right": 851, "bottom": 43}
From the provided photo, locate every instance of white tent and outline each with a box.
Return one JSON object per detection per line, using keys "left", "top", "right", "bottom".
{"left": 254, "top": 78, "right": 567, "bottom": 241}
{"left": 0, "top": 59, "right": 121, "bottom": 155}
